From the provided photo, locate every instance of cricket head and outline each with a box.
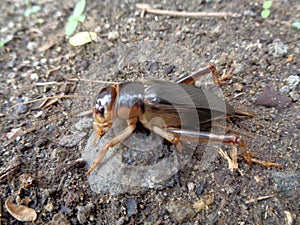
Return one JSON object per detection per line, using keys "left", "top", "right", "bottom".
{"left": 93, "top": 85, "right": 117, "bottom": 138}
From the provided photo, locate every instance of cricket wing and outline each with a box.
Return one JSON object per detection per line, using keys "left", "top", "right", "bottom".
{"left": 142, "top": 80, "right": 234, "bottom": 129}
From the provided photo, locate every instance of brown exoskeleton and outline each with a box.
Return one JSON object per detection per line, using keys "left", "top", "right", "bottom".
{"left": 87, "top": 64, "right": 282, "bottom": 175}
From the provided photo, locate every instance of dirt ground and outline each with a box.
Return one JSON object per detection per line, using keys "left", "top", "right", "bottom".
{"left": 0, "top": 0, "right": 299, "bottom": 224}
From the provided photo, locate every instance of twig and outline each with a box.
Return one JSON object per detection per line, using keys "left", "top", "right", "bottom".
{"left": 45, "top": 66, "right": 61, "bottom": 78}
{"left": 66, "top": 77, "right": 117, "bottom": 84}
{"left": 245, "top": 194, "right": 276, "bottom": 204}
{"left": 10, "top": 95, "right": 89, "bottom": 109}
{"left": 136, "top": 3, "right": 241, "bottom": 18}
{"left": 55, "top": 158, "right": 86, "bottom": 176}
{"left": 4, "top": 109, "right": 91, "bottom": 147}
{"left": 35, "top": 81, "right": 60, "bottom": 86}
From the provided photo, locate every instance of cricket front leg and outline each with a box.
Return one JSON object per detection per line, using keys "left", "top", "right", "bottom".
{"left": 87, "top": 119, "right": 137, "bottom": 175}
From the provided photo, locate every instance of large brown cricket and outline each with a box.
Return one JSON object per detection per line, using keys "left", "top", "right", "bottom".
{"left": 87, "top": 64, "right": 282, "bottom": 175}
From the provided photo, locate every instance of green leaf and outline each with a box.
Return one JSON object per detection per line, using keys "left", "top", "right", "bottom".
{"left": 73, "top": 0, "right": 86, "bottom": 17}
{"left": 24, "top": 8, "right": 31, "bottom": 17}
{"left": 0, "top": 41, "right": 4, "bottom": 47}
{"left": 292, "top": 22, "right": 300, "bottom": 29}
{"left": 65, "top": 20, "right": 79, "bottom": 36}
{"left": 31, "top": 5, "right": 41, "bottom": 13}
{"left": 261, "top": 9, "right": 270, "bottom": 19}
{"left": 68, "top": 15, "right": 77, "bottom": 22}
{"left": 65, "top": 0, "right": 86, "bottom": 36}
{"left": 24, "top": 5, "right": 41, "bottom": 17}
{"left": 77, "top": 15, "right": 86, "bottom": 23}
{"left": 263, "top": 1, "right": 272, "bottom": 9}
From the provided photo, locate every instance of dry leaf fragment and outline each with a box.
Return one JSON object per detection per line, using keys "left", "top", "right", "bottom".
{"left": 286, "top": 54, "right": 293, "bottom": 63}
{"left": 193, "top": 191, "right": 214, "bottom": 213}
{"left": 0, "top": 156, "right": 22, "bottom": 182}
{"left": 284, "top": 210, "right": 294, "bottom": 225}
{"left": 218, "top": 147, "right": 238, "bottom": 172}
{"left": 19, "top": 174, "right": 34, "bottom": 188}
{"left": 68, "top": 31, "right": 97, "bottom": 46}
{"left": 5, "top": 199, "right": 37, "bottom": 222}
{"left": 6, "top": 128, "right": 22, "bottom": 139}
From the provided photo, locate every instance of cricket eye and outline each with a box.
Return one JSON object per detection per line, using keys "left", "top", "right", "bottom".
{"left": 94, "top": 86, "right": 116, "bottom": 120}
{"left": 95, "top": 100, "right": 105, "bottom": 117}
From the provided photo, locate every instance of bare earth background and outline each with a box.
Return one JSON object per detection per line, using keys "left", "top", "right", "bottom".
{"left": 0, "top": 0, "right": 299, "bottom": 224}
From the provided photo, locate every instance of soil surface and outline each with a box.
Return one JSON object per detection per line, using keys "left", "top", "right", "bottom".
{"left": 1, "top": 0, "right": 299, "bottom": 224}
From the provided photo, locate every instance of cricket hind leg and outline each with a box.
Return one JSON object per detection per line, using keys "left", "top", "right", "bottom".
{"left": 175, "top": 64, "right": 234, "bottom": 85}
{"left": 168, "top": 128, "right": 245, "bottom": 146}
{"left": 174, "top": 66, "right": 282, "bottom": 168}
{"left": 167, "top": 128, "right": 283, "bottom": 168}
{"left": 149, "top": 125, "right": 184, "bottom": 152}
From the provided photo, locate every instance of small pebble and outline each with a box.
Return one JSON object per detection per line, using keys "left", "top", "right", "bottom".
{"left": 58, "top": 132, "right": 87, "bottom": 147}
{"left": 125, "top": 198, "right": 137, "bottom": 217}
{"left": 73, "top": 118, "right": 93, "bottom": 131}
{"left": 77, "top": 203, "right": 94, "bottom": 224}
{"left": 289, "top": 90, "right": 299, "bottom": 101}
{"left": 47, "top": 212, "right": 71, "bottom": 225}
{"left": 163, "top": 65, "right": 174, "bottom": 75}
{"left": 232, "top": 63, "right": 244, "bottom": 75}
{"left": 30, "top": 73, "right": 39, "bottom": 80}
{"left": 127, "top": 17, "right": 136, "bottom": 23}
{"left": 8, "top": 21, "right": 15, "bottom": 28}
{"left": 286, "top": 75, "right": 299, "bottom": 89}
{"left": 242, "top": 10, "right": 256, "bottom": 16}
{"left": 280, "top": 75, "right": 300, "bottom": 94}
{"left": 181, "top": 25, "right": 190, "bottom": 33}
{"left": 80, "top": 60, "right": 90, "bottom": 70}
{"left": 147, "top": 61, "right": 158, "bottom": 74}
{"left": 271, "top": 172, "right": 300, "bottom": 192}
{"left": 15, "top": 97, "right": 29, "bottom": 114}
{"left": 279, "top": 85, "right": 290, "bottom": 93}
{"left": 45, "top": 201, "right": 55, "bottom": 212}
{"left": 280, "top": 75, "right": 300, "bottom": 101}
{"left": 55, "top": 11, "right": 62, "bottom": 18}
{"left": 40, "top": 58, "right": 47, "bottom": 64}
{"left": 255, "top": 85, "right": 291, "bottom": 108}
{"left": 187, "top": 182, "right": 195, "bottom": 192}
{"left": 268, "top": 39, "right": 289, "bottom": 57}
{"left": 196, "top": 180, "right": 206, "bottom": 196}
{"left": 116, "top": 217, "right": 125, "bottom": 225}
{"left": 108, "top": 31, "right": 119, "bottom": 40}
{"left": 233, "top": 82, "right": 244, "bottom": 92}
{"left": 167, "top": 201, "right": 196, "bottom": 223}
{"left": 26, "top": 41, "right": 38, "bottom": 51}
{"left": 3, "top": 34, "right": 14, "bottom": 45}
